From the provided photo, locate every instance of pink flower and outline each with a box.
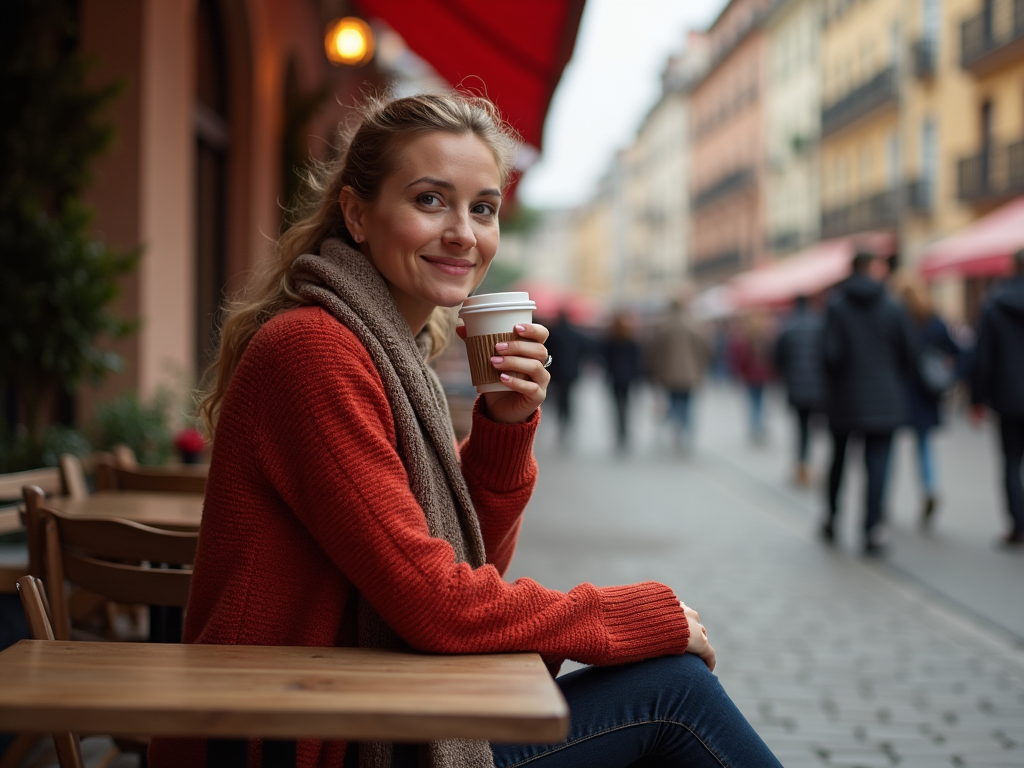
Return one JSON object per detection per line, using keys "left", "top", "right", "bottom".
{"left": 174, "top": 427, "right": 207, "bottom": 454}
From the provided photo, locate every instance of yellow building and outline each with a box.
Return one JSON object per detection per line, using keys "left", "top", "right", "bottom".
{"left": 950, "top": 0, "right": 1024, "bottom": 315}
{"left": 819, "top": 0, "right": 903, "bottom": 241}
{"left": 900, "top": 0, "right": 984, "bottom": 319}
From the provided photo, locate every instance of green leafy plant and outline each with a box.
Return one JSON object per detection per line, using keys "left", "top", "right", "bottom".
{"left": 89, "top": 390, "right": 174, "bottom": 466}
{"left": 0, "top": 0, "right": 139, "bottom": 457}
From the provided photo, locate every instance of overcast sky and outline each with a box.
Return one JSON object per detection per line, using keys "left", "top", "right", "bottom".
{"left": 517, "top": 0, "right": 726, "bottom": 210}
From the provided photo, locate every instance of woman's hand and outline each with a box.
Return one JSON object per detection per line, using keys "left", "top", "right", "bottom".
{"left": 681, "top": 602, "right": 716, "bottom": 671}
{"left": 456, "top": 322, "right": 550, "bottom": 424}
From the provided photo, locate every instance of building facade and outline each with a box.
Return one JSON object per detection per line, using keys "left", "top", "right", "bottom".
{"left": 77, "top": 0, "right": 376, "bottom": 419}
{"left": 764, "top": 0, "right": 822, "bottom": 257}
{"left": 688, "top": 0, "right": 773, "bottom": 285}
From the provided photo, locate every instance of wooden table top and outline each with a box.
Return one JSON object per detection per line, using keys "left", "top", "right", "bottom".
{"left": 44, "top": 491, "right": 204, "bottom": 529}
{"left": 0, "top": 641, "right": 569, "bottom": 743}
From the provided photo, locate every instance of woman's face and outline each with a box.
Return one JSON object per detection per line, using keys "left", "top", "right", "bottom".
{"left": 342, "top": 131, "right": 502, "bottom": 332}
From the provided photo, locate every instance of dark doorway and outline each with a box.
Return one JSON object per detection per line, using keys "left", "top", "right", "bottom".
{"left": 194, "top": 0, "right": 230, "bottom": 378}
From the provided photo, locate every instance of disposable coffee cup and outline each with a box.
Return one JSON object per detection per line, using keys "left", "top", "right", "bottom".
{"left": 458, "top": 292, "right": 536, "bottom": 393}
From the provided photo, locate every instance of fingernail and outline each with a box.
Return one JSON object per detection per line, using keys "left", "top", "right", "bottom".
{"left": 500, "top": 373, "right": 511, "bottom": 382}
{"left": 494, "top": 342, "right": 508, "bottom": 352}
{"left": 491, "top": 356, "right": 504, "bottom": 365}
{"left": 515, "top": 324, "right": 526, "bottom": 333}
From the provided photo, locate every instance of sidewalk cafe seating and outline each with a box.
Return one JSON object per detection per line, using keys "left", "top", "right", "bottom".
{"left": 11, "top": 489, "right": 198, "bottom": 768}
{"left": 0, "top": 466, "right": 69, "bottom": 595}
{"left": 94, "top": 452, "right": 207, "bottom": 495}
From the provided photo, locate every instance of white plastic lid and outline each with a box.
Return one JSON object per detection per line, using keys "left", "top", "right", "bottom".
{"left": 458, "top": 292, "right": 536, "bottom": 316}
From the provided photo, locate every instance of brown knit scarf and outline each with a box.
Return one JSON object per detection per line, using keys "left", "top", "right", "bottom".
{"left": 291, "top": 238, "right": 496, "bottom": 768}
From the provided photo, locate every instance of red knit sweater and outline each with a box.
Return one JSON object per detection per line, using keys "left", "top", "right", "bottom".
{"left": 149, "top": 306, "right": 689, "bottom": 768}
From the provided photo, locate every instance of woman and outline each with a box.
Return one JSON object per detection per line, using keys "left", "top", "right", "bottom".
{"left": 897, "top": 275, "right": 961, "bottom": 530}
{"left": 150, "top": 93, "right": 779, "bottom": 768}
{"left": 729, "top": 312, "right": 776, "bottom": 444}
{"left": 601, "top": 311, "right": 642, "bottom": 452}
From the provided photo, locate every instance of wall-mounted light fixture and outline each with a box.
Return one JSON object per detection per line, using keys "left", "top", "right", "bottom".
{"left": 324, "top": 17, "right": 374, "bottom": 66}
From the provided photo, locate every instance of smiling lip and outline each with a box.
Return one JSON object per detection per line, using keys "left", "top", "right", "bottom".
{"left": 420, "top": 255, "right": 474, "bottom": 276}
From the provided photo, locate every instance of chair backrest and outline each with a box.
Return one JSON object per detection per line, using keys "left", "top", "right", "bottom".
{"left": 58, "top": 454, "right": 89, "bottom": 500}
{"left": 23, "top": 486, "right": 198, "bottom": 641}
{"left": 94, "top": 453, "right": 207, "bottom": 495}
{"left": 0, "top": 467, "right": 64, "bottom": 536}
{"left": 112, "top": 443, "right": 138, "bottom": 469}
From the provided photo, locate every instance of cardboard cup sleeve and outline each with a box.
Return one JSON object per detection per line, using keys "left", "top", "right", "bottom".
{"left": 465, "top": 331, "right": 518, "bottom": 387}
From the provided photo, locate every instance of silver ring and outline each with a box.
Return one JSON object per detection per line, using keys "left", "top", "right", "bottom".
{"left": 543, "top": 354, "right": 553, "bottom": 369}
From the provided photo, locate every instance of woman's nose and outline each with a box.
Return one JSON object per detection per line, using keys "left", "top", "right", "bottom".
{"left": 442, "top": 211, "right": 477, "bottom": 249}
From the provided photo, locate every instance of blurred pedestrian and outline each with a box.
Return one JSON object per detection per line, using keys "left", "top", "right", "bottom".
{"left": 601, "top": 311, "right": 643, "bottom": 452}
{"left": 822, "top": 251, "right": 914, "bottom": 554}
{"left": 895, "top": 275, "right": 962, "bottom": 531}
{"left": 773, "top": 295, "right": 825, "bottom": 486}
{"left": 729, "top": 312, "right": 775, "bottom": 444}
{"left": 545, "top": 309, "right": 591, "bottom": 445}
{"left": 970, "top": 247, "right": 1024, "bottom": 546}
{"left": 649, "top": 296, "right": 711, "bottom": 452}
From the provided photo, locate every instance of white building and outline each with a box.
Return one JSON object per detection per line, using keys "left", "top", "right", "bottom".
{"left": 764, "top": 0, "right": 822, "bottom": 257}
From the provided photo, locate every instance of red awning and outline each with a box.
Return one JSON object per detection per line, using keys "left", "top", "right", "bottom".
{"left": 729, "top": 232, "right": 896, "bottom": 309}
{"left": 512, "top": 279, "right": 602, "bottom": 326}
{"left": 920, "top": 197, "right": 1024, "bottom": 280}
{"left": 354, "top": 0, "right": 587, "bottom": 150}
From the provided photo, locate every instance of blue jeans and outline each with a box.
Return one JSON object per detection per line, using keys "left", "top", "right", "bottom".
{"left": 666, "top": 389, "right": 693, "bottom": 438}
{"left": 914, "top": 427, "right": 937, "bottom": 496}
{"left": 747, "top": 385, "right": 765, "bottom": 439}
{"left": 492, "top": 654, "right": 782, "bottom": 768}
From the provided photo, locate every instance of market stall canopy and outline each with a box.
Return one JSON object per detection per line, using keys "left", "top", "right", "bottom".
{"left": 920, "top": 197, "right": 1024, "bottom": 280}
{"left": 729, "top": 232, "right": 896, "bottom": 310}
{"left": 354, "top": 0, "right": 587, "bottom": 150}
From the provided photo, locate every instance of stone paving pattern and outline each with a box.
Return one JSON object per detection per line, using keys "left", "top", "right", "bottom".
{"left": 507, "top": 375, "right": 1024, "bottom": 768}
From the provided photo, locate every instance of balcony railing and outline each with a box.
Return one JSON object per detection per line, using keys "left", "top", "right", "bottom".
{"left": 961, "top": 0, "right": 1024, "bottom": 72}
{"left": 821, "top": 67, "right": 898, "bottom": 137}
{"left": 957, "top": 140, "right": 1024, "bottom": 202}
{"left": 691, "top": 168, "right": 756, "bottom": 210}
{"left": 689, "top": 249, "right": 744, "bottom": 278}
{"left": 913, "top": 38, "right": 937, "bottom": 78}
{"left": 821, "top": 188, "right": 899, "bottom": 238}
{"left": 905, "top": 178, "right": 934, "bottom": 214}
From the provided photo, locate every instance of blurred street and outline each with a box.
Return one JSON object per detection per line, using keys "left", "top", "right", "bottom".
{"left": 509, "top": 372, "right": 1024, "bottom": 768}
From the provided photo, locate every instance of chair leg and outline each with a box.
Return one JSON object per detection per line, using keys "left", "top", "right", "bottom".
{"left": 50, "top": 732, "right": 84, "bottom": 768}
{"left": 0, "top": 733, "right": 44, "bottom": 768}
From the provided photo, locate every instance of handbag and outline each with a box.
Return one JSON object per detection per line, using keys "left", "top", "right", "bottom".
{"left": 918, "top": 345, "right": 956, "bottom": 395}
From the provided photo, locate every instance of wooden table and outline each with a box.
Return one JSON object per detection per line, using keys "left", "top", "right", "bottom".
{"left": 44, "top": 491, "right": 204, "bottom": 529}
{"left": 0, "top": 640, "right": 569, "bottom": 766}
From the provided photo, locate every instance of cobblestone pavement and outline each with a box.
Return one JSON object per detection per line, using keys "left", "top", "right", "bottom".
{"left": 508, "top": 373, "right": 1024, "bottom": 768}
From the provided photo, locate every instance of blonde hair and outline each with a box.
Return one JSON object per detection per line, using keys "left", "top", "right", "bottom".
{"left": 895, "top": 271, "right": 934, "bottom": 324}
{"left": 199, "top": 91, "right": 520, "bottom": 435}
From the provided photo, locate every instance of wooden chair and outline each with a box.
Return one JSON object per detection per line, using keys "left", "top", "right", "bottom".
{"left": 0, "top": 466, "right": 64, "bottom": 595}
{"left": 58, "top": 453, "right": 89, "bottom": 501}
{"left": 9, "top": 576, "right": 85, "bottom": 768}
{"left": 112, "top": 443, "right": 138, "bottom": 469}
{"left": 94, "top": 452, "right": 207, "bottom": 495}
{"left": 22, "top": 485, "right": 198, "bottom": 641}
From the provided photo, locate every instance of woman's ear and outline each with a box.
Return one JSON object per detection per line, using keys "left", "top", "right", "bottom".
{"left": 339, "top": 186, "right": 367, "bottom": 244}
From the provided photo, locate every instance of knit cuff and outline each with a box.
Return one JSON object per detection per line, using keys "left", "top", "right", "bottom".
{"left": 598, "top": 582, "right": 690, "bottom": 662}
{"left": 460, "top": 399, "right": 539, "bottom": 492}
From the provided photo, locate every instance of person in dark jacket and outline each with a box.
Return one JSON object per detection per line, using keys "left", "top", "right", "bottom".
{"left": 601, "top": 311, "right": 643, "bottom": 452}
{"left": 774, "top": 295, "right": 825, "bottom": 486}
{"left": 822, "top": 251, "right": 915, "bottom": 554}
{"left": 545, "top": 309, "right": 591, "bottom": 445}
{"left": 970, "top": 248, "right": 1024, "bottom": 546}
{"left": 896, "top": 275, "right": 961, "bottom": 531}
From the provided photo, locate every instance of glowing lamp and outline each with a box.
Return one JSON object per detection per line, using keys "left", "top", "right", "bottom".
{"left": 325, "top": 17, "right": 374, "bottom": 66}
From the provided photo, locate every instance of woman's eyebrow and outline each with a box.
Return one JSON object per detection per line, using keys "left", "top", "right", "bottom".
{"left": 406, "top": 177, "right": 502, "bottom": 198}
{"left": 406, "top": 176, "right": 453, "bottom": 190}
